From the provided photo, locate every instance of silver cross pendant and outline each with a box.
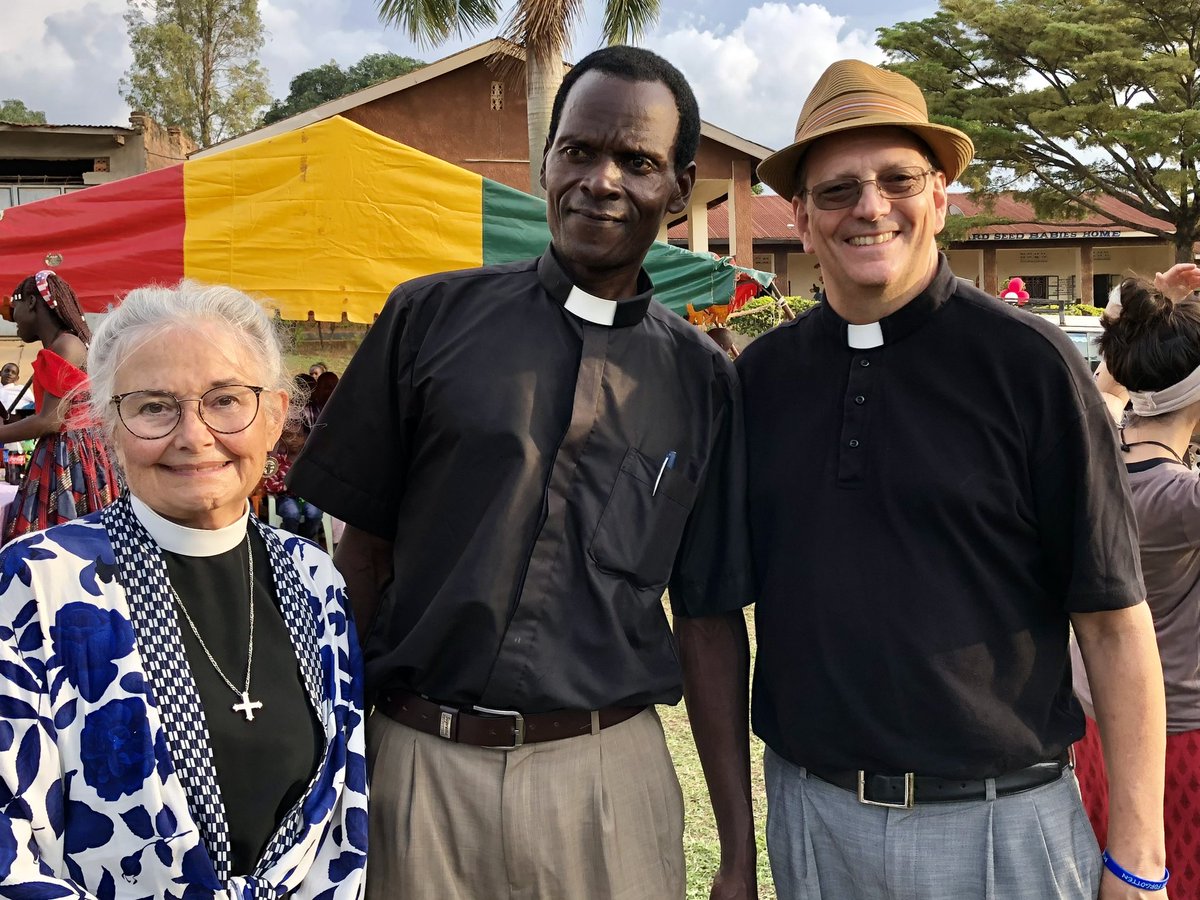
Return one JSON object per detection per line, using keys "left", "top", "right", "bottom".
{"left": 232, "top": 692, "right": 263, "bottom": 721}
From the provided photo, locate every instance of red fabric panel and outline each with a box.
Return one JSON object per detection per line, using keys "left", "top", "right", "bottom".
{"left": 1075, "top": 716, "right": 1200, "bottom": 897}
{"left": 0, "top": 165, "right": 185, "bottom": 313}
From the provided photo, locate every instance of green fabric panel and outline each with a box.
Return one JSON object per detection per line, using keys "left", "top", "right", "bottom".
{"left": 481, "top": 177, "right": 553, "bottom": 265}
{"left": 481, "top": 178, "right": 738, "bottom": 316}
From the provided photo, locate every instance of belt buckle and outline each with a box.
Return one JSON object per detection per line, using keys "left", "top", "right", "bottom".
{"left": 471, "top": 705, "right": 526, "bottom": 749}
{"left": 857, "top": 770, "right": 915, "bottom": 809}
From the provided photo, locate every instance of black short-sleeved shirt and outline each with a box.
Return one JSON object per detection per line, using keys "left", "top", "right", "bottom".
{"left": 738, "top": 257, "right": 1143, "bottom": 778}
{"left": 288, "top": 250, "right": 753, "bottom": 712}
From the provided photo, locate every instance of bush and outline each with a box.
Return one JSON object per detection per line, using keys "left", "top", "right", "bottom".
{"left": 727, "top": 296, "right": 819, "bottom": 338}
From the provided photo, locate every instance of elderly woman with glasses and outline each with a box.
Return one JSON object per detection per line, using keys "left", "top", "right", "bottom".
{"left": 0, "top": 282, "right": 367, "bottom": 898}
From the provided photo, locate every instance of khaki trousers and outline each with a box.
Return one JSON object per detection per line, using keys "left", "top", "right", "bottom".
{"left": 365, "top": 706, "right": 685, "bottom": 900}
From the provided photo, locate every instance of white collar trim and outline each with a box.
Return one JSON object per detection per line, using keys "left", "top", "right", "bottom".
{"left": 847, "top": 322, "right": 884, "bottom": 349}
{"left": 130, "top": 495, "right": 249, "bottom": 557}
{"left": 564, "top": 285, "right": 618, "bottom": 326}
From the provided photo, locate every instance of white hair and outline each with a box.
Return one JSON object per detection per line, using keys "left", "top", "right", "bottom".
{"left": 87, "top": 281, "right": 300, "bottom": 439}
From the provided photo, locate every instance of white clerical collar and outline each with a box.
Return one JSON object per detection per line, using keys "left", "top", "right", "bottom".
{"left": 847, "top": 322, "right": 884, "bottom": 349}
{"left": 537, "top": 250, "right": 653, "bottom": 328}
{"left": 130, "top": 495, "right": 250, "bottom": 557}
{"left": 564, "top": 285, "right": 619, "bottom": 326}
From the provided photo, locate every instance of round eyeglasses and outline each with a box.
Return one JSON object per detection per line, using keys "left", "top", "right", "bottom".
{"left": 801, "top": 167, "right": 935, "bottom": 210}
{"left": 112, "top": 385, "right": 265, "bottom": 440}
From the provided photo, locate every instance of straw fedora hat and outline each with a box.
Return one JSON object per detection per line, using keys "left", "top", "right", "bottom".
{"left": 758, "top": 59, "right": 975, "bottom": 200}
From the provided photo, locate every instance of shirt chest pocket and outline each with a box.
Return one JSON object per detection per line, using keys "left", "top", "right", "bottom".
{"left": 589, "top": 446, "right": 700, "bottom": 590}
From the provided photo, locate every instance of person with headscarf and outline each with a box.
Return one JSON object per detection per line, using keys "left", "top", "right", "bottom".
{"left": 1, "top": 271, "right": 119, "bottom": 539}
{"left": 1073, "top": 262, "right": 1200, "bottom": 899}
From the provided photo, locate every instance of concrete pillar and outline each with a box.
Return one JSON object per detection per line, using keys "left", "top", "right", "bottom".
{"left": 687, "top": 192, "right": 709, "bottom": 254}
{"left": 730, "top": 159, "right": 754, "bottom": 265}
{"left": 1079, "top": 244, "right": 1093, "bottom": 306}
{"left": 982, "top": 247, "right": 998, "bottom": 295}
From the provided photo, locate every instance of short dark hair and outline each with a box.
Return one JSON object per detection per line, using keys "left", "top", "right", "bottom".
{"left": 1101, "top": 276, "right": 1200, "bottom": 402}
{"left": 546, "top": 46, "right": 700, "bottom": 174}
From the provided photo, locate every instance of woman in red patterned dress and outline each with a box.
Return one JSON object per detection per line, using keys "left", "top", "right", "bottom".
{"left": 1072, "top": 263, "right": 1200, "bottom": 899}
{"left": 0, "top": 271, "right": 119, "bottom": 540}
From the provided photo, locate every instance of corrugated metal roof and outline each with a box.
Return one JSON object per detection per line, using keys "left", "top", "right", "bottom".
{"left": 668, "top": 195, "right": 800, "bottom": 241}
{"left": 0, "top": 122, "right": 135, "bottom": 133}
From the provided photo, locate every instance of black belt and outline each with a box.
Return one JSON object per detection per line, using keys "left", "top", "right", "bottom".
{"left": 808, "top": 752, "right": 1070, "bottom": 808}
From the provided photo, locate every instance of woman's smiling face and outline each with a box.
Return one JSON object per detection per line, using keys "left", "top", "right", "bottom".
{"left": 111, "top": 322, "right": 287, "bottom": 530}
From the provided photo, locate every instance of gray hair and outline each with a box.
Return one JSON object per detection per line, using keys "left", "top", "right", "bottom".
{"left": 87, "top": 280, "right": 300, "bottom": 439}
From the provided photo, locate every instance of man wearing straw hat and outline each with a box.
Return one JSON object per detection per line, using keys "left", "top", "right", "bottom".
{"left": 738, "top": 60, "right": 1167, "bottom": 898}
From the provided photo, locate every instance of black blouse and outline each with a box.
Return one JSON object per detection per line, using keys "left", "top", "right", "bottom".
{"left": 164, "top": 528, "right": 322, "bottom": 876}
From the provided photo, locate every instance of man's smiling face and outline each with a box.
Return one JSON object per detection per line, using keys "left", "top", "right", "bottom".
{"left": 793, "top": 126, "right": 947, "bottom": 317}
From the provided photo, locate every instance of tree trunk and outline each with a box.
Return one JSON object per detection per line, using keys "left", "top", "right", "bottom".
{"left": 1176, "top": 231, "right": 1198, "bottom": 264}
{"left": 525, "top": 46, "right": 563, "bottom": 199}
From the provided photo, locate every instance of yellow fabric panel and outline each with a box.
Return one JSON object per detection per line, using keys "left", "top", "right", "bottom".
{"left": 183, "top": 116, "right": 484, "bottom": 323}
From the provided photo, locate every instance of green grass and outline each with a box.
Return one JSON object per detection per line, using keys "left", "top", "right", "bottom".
{"left": 661, "top": 608, "right": 776, "bottom": 899}
{"left": 283, "top": 350, "right": 358, "bottom": 379}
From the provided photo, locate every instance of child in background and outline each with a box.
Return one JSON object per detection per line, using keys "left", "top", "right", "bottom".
{"left": 264, "top": 426, "right": 324, "bottom": 541}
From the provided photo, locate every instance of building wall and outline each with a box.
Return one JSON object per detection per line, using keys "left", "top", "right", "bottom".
{"left": 727, "top": 238, "right": 1179, "bottom": 305}
{"left": 1090, "top": 244, "right": 1175, "bottom": 281}
{"left": 345, "top": 62, "right": 533, "bottom": 189}
{"left": 946, "top": 249, "right": 983, "bottom": 287}
{"left": 129, "top": 114, "right": 197, "bottom": 172}
{"left": 785, "top": 252, "right": 822, "bottom": 298}
{"left": 341, "top": 60, "right": 761, "bottom": 197}
{"left": 0, "top": 130, "right": 143, "bottom": 180}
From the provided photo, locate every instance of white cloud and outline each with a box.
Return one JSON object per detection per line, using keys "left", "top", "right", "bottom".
{"left": 0, "top": 1, "right": 131, "bottom": 125}
{"left": 0, "top": 0, "right": 893, "bottom": 142}
{"left": 646, "top": 2, "right": 885, "bottom": 150}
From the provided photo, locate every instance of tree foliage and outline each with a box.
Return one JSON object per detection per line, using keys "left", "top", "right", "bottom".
{"left": 262, "top": 53, "right": 426, "bottom": 126}
{"left": 0, "top": 100, "right": 47, "bottom": 125}
{"left": 375, "top": 0, "right": 661, "bottom": 196}
{"left": 878, "top": 0, "right": 1200, "bottom": 261}
{"left": 121, "top": 0, "right": 270, "bottom": 147}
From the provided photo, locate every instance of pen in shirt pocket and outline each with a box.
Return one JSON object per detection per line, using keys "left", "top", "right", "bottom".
{"left": 652, "top": 450, "right": 676, "bottom": 497}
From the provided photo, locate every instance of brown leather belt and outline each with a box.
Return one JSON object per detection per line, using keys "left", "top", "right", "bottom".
{"left": 376, "top": 690, "right": 646, "bottom": 749}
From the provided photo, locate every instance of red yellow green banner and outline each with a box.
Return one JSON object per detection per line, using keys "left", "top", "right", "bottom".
{"left": 0, "top": 116, "right": 747, "bottom": 320}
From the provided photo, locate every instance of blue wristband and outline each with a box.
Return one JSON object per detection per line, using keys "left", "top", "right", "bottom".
{"left": 1102, "top": 850, "right": 1169, "bottom": 891}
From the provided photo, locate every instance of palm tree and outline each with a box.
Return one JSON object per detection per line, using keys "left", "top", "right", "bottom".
{"left": 376, "top": 0, "right": 661, "bottom": 197}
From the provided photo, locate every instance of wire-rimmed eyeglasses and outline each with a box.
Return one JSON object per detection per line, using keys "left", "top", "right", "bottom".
{"left": 112, "top": 384, "right": 265, "bottom": 440}
{"left": 801, "top": 166, "right": 935, "bottom": 210}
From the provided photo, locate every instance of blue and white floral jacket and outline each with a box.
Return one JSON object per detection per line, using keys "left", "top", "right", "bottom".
{"left": 0, "top": 496, "right": 367, "bottom": 899}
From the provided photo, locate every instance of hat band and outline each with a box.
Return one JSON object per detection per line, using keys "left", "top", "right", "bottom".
{"left": 799, "top": 96, "right": 929, "bottom": 139}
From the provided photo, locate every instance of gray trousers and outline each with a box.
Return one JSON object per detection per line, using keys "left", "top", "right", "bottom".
{"left": 764, "top": 748, "right": 1102, "bottom": 900}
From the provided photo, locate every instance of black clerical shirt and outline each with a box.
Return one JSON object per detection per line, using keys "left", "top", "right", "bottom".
{"left": 289, "top": 250, "right": 752, "bottom": 712}
{"left": 738, "top": 257, "right": 1142, "bottom": 778}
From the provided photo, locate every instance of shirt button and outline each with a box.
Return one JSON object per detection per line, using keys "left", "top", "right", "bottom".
{"left": 848, "top": 439, "right": 860, "bottom": 448}
{"left": 855, "top": 395, "right": 866, "bottom": 405}
{"left": 860, "top": 359, "right": 870, "bottom": 367}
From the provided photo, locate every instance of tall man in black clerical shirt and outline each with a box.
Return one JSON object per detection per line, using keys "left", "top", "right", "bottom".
{"left": 289, "top": 46, "right": 756, "bottom": 900}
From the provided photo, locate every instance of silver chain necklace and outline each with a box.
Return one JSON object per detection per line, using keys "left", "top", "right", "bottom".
{"left": 169, "top": 533, "right": 262, "bottom": 722}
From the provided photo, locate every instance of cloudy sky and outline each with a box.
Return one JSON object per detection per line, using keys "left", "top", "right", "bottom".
{"left": 0, "top": 0, "right": 937, "bottom": 151}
